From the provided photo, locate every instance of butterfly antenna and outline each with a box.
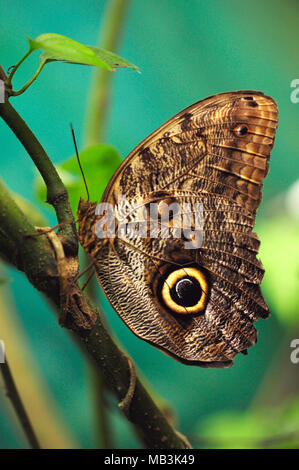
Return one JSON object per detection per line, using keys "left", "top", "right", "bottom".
{"left": 70, "top": 123, "right": 90, "bottom": 201}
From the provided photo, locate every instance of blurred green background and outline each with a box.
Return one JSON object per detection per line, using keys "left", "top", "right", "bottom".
{"left": 0, "top": 0, "right": 299, "bottom": 449}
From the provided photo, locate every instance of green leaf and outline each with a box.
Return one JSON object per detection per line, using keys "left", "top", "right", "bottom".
{"left": 197, "top": 410, "right": 267, "bottom": 449}
{"left": 35, "top": 144, "right": 122, "bottom": 215}
{"left": 88, "top": 46, "right": 140, "bottom": 72}
{"left": 28, "top": 33, "right": 111, "bottom": 70}
{"left": 196, "top": 395, "right": 299, "bottom": 449}
{"left": 27, "top": 33, "right": 139, "bottom": 72}
{"left": 257, "top": 216, "right": 299, "bottom": 326}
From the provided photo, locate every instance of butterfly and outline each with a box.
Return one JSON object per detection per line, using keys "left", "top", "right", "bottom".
{"left": 78, "top": 90, "right": 278, "bottom": 368}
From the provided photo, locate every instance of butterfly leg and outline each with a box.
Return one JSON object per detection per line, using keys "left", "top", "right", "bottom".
{"left": 80, "top": 268, "right": 95, "bottom": 291}
{"left": 72, "top": 261, "right": 95, "bottom": 291}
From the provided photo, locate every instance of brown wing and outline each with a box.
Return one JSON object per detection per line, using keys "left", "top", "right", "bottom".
{"left": 78, "top": 90, "right": 278, "bottom": 367}
{"left": 102, "top": 90, "right": 277, "bottom": 215}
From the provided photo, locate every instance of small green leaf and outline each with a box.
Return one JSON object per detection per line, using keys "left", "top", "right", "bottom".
{"left": 28, "top": 34, "right": 112, "bottom": 70}
{"left": 88, "top": 46, "right": 140, "bottom": 72}
{"left": 35, "top": 144, "right": 122, "bottom": 215}
{"left": 27, "top": 33, "right": 139, "bottom": 72}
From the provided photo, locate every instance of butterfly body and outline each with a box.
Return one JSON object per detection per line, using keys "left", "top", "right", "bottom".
{"left": 78, "top": 90, "right": 278, "bottom": 367}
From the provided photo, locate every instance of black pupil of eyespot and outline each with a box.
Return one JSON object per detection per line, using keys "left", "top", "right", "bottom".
{"left": 237, "top": 125, "right": 248, "bottom": 135}
{"left": 170, "top": 276, "right": 202, "bottom": 307}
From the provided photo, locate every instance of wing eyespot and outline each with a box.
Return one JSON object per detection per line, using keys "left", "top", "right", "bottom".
{"left": 160, "top": 267, "right": 208, "bottom": 315}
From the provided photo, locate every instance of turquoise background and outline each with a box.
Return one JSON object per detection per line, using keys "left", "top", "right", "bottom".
{"left": 0, "top": 0, "right": 299, "bottom": 449}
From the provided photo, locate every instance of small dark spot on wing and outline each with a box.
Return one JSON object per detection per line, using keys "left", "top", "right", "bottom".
{"left": 180, "top": 112, "right": 193, "bottom": 131}
{"left": 140, "top": 147, "right": 154, "bottom": 163}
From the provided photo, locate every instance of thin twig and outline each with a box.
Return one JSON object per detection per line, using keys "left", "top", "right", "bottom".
{"left": 10, "top": 60, "right": 47, "bottom": 96}
{"left": 0, "top": 358, "right": 40, "bottom": 449}
{"left": 6, "top": 50, "right": 32, "bottom": 84}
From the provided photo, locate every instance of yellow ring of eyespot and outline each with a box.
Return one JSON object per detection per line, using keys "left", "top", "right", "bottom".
{"left": 161, "top": 267, "right": 208, "bottom": 314}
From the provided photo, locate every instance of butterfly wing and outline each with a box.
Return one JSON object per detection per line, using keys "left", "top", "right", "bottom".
{"left": 102, "top": 90, "right": 277, "bottom": 214}
{"left": 78, "top": 90, "right": 278, "bottom": 367}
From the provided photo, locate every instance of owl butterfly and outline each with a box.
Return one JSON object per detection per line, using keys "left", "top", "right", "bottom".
{"left": 78, "top": 90, "right": 278, "bottom": 368}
